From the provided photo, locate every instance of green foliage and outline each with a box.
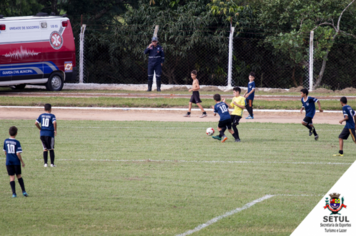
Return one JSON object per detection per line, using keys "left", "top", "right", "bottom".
{"left": 258, "top": 0, "right": 356, "bottom": 87}
{"left": 0, "top": 0, "right": 43, "bottom": 16}
{"left": 207, "top": 0, "right": 245, "bottom": 23}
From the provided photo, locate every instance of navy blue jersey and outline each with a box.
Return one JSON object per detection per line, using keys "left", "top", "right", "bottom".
{"left": 144, "top": 44, "right": 165, "bottom": 66}
{"left": 247, "top": 81, "right": 255, "bottom": 100}
{"left": 301, "top": 96, "right": 318, "bottom": 118}
{"left": 343, "top": 105, "right": 356, "bottom": 129}
{"left": 214, "top": 102, "right": 231, "bottom": 121}
{"left": 36, "top": 113, "right": 56, "bottom": 137}
{"left": 3, "top": 138, "right": 22, "bottom": 166}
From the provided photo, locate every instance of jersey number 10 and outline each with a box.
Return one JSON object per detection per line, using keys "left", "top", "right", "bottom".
{"left": 7, "top": 144, "right": 15, "bottom": 154}
{"left": 42, "top": 118, "right": 50, "bottom": 127}
{"left": 219, "top": 106, "right": 228, "bottom": 113}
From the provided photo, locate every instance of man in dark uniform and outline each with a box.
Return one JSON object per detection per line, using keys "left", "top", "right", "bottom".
{"left": 144, "top": 37, "right": 165, "bottom": 92}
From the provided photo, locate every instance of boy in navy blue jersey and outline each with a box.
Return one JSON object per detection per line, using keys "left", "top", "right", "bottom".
{"left": 300, "top": 88, "right": 323, "bottom": 140}
{"left": 333, "top": 97, "right": 356, "bottom": 157}
{"left": 35, "top": 104, "right": 57, "bottom": 167}
{"left": 3, "top": 126, "right": 28, "bottom": 198}
{"left": 212, "top": 94, "right": 239, "bottom": 143}
{"left": 243, "top": 72, "right": 256, "bottom": 119}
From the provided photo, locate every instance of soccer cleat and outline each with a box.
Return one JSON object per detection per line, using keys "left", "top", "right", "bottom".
{"left": 183, "top": 113, "right": 190, "bottom": 117}
{"left": 50, "top": 164, "right": 56, "bottom": 167}
{"left": 314, "top": 135, "right": 319, "bottom": 141}
{"left": 221, "top": 136, "right": 228, "bottom": 143}
{"left": 245, "top": 115, "right": 251, "bottom": 119}
{"left": 246, "top": 116, "right": 254, "bottom": 119}
{"left": 212, "top": 135, "right": 221, "bottom": 141}
{"left": 235, "top": 139, "right": 241, "bottom": 142}
{"left": 200, "top": 113, "right": 207, "bottom": 118}
{"left": 44, "top": 164, "right": 48, "bottom": 167}
{"left": 333, "top": 153, "right": 344, "bottom": 157}
{"left": 12, "top": 193, "right": 17, "bottom": 198}
{"left": 309, "top": 127, "right": 314, "bottom": 136}
{"left": 23, "top": 192, "right": 28, "bottom": 197}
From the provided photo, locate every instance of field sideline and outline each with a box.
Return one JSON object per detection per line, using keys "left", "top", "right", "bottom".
{"left": 0, "top": 118, "right": 353, "bottom": 235}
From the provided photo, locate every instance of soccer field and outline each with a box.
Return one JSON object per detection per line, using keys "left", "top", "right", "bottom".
{"left": 0, "top": 120, "right": 353, "bottom": 235}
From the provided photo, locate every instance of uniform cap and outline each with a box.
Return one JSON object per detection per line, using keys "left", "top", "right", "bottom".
{"left": 151, "top": 37, "right": 158, "bottom": 42}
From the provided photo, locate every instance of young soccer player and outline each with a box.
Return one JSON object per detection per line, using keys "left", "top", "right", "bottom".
{"left": 224, "top": 87, "right": 245, "bottom": 142}
{"left": 333, "top": 97, "right": 356, "bottom": 157}
{"left": 35, "top": 103, "right": 57, "bottom": 167}
{"left": 243, "top": 72, "right": 256, "bottom": 119}
{"left": 3, "top": 126, "right": 28, "bottom": 198}
{"left": 184, "top": 70, "right": 207, "bottom": 118}
{"left": 300, "top": 88, "right": 323, "bottom": 140}
{"left": 212, "top": 94, "right": 239, "bottom": 143}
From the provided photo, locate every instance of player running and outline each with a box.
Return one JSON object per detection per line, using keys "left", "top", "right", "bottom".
{"left": 224, "top": 87, "right": 245, "bottom": 142}
{"left": 212, "top": 94, "right": 239, "bottom": 143}
{"left": 300, "top": 88, "right": 323, "bottom": 140}
{"left": 184, "top": 70, "right": 207, "bottom": 118}
{"left": 35, "top": 104, "right": 57, "bottom": 167}
{"left": 333, "top": 97, "right": 356, "bottom": 157}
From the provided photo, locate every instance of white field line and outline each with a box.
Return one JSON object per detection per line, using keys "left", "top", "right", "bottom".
{"left": 176, "top": 195, "right": 274, "bottom": 236}
{"left": 14, "top": 158, "right": 350, "bottom": 165}
{"left": 0, "top": 106, "right": 341, "bottom": 113}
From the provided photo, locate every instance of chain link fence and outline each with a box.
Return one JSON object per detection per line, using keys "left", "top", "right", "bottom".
{"left": 74, "top": 24, "right": 356, "bottom": 90}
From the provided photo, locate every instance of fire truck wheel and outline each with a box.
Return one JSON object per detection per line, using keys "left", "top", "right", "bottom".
{"left": 46, "top": 73, "right": 64, "bottom": 91}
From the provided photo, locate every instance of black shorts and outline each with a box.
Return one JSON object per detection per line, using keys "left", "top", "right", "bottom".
{"left": 231, "top": 115, "right": 242, "bottom": 125}
{"left": 303, "top": 116, "right": 313, "bottom": 125}
{"left": 246, "top": 99, "right": 253, "bottom": 107}
{"left": 339, "top": 128, "right": 356, "bottom": 142}
{"left": 218, "top": 119, "right": 232, "bottom": 130}
{"left": 7, "top": 165, "right": 21, "bottom": 176}
{"left": 190, "top": 91, "right": 202, "bottom": 104}
{"left": 40, "top": 136, "right": 55, "bottom": 150}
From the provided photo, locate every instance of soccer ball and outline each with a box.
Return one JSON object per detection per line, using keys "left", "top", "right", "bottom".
{"left": 206, "top": 127, "right": 215, "bottom": 136}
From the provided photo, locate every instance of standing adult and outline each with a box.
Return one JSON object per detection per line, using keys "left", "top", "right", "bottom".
{"left": 144, "top": 37, "right": 165, "bottom": 92}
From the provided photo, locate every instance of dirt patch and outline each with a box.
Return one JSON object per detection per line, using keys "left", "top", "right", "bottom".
{"left": 262, "top": 89, "right": 288, "bottom": 93}
{"left": 289, "top": 86, "right": 304, "bottom": 92}
{"left": 163, "top": 86, "right": 189, "bottom": 91}
{"left": 0, "top": 107, "right": 342, "bottom": 125}
{"left": 338, "top": 87, "right": 356, "bottom": 94}
{"left": 199, "top": 86, "right": 223, "bottom": 92}
{"left": 313, "top": 88, "right": 333, "bottom": 94}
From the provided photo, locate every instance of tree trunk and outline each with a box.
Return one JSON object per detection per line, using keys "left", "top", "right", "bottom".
{"left": 313, "top": 49, "right": 330, "bottom": 89}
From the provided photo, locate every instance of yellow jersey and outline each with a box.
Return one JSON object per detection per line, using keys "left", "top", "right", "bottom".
{"left": 230, "top": 96, "right": 246, "bottom": 116}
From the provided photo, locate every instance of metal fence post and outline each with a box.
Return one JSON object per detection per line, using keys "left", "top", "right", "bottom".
{"left": 79, "top": 24, "right": 86, "bottom": 84}
{"left": 227, "top": 26, "right": 235, "bottom": 89}
{"left": 309, "top": 30, "right": 314, "bottom": 91}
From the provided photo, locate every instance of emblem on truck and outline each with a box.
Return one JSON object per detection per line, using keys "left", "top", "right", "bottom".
{"left": 50, "top": 31, "right": 63, "bottom": 50}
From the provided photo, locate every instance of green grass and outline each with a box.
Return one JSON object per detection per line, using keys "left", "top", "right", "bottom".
{"left": 2, "top": 87, "right": 356, "bottom": 96}
{"left": 0, "top": 96, "right": 352, "bottom": 110}
{"left": 0, "top": 120, "right": 353, "bottom": 235}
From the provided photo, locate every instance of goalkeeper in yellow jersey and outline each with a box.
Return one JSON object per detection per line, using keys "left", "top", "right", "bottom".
{"left": 223, "top": 87, "right": 246, "bottom": 142}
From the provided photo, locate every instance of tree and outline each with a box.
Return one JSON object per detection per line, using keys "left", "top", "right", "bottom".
{"left": 0, "top": 0, "right": 43, "bottom": 16}
{"left": 259, "top": 0, "right": 356, "bottom": 89}
{"left": 100, "top": 0, "right": 233, "bottom": 84}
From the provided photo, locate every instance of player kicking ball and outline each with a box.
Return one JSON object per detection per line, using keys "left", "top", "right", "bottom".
{"left": 333, "top": 97, "right": 356, "bottom": 157}
{"left": 300, "top": 88, "right": 323, "bottom": 140}
{"left": 35, "top": 104, "right": 57, "bottom": 167}
{"left": 211, "top": 94, "right": 239, "bottom": 143}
